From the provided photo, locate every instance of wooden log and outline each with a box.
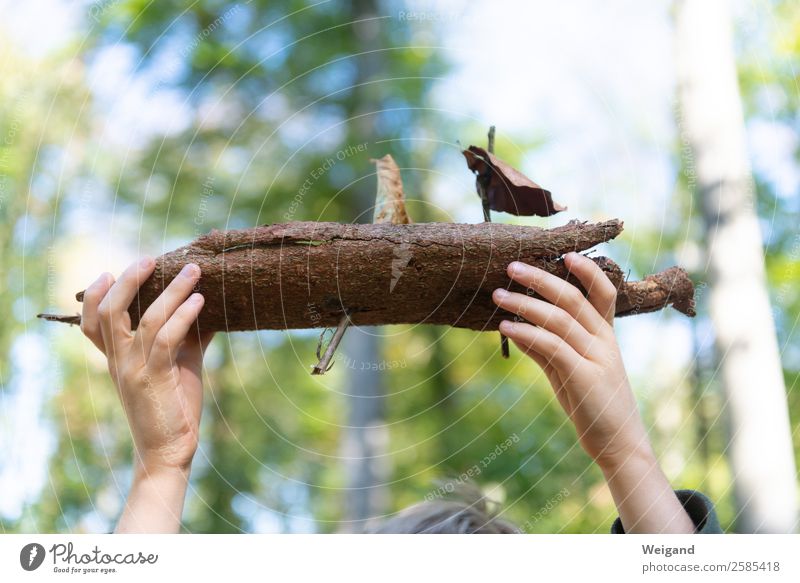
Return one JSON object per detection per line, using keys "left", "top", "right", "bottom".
{"left": 38, "top": 219, "right": 696, "bottom": 333}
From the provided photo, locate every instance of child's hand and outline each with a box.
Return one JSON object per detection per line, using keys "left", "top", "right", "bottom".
{"left": 492, "top": 252, "right": 649, "bottom": 471}
{"left": 493, "top": 253, "right": 696, "bottom": 533}
{"left": 80, "top": 258, "right": 213, "bottom": 476}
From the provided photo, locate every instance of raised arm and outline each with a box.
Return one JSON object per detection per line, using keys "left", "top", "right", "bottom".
{"left": 492, "top": 252, "right": 696, "bottom": 533}
{"left": 80, "top": 258, "right": 213, "bottom": 533}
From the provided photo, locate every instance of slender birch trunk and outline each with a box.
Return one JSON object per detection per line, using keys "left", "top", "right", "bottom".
{"left": 676, "top": 0, "right": 798, "bottom": 533}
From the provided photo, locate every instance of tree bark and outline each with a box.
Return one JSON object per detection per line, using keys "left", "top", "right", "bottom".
{"left": 676, "top": 0, "right": 797, "bottom": 533}
{"left": 39, "top": 219, "right": 696, "bottom": 333}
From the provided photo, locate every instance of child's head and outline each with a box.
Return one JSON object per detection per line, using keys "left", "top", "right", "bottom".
{"left": 373, "top": 483, "right": 519, "bottom": 534}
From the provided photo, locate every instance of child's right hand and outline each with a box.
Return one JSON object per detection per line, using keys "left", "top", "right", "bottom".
{"left": 493, "top": 253, "right": 695, "bottom": 533}
{"left": 492, "top": 252, "right": 650, "bottom": 471}
{"left": 80, "top": 258, "right": 213, "bottom": 476}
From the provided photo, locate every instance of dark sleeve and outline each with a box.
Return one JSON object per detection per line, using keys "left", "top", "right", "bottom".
{"left": 610, "top": 489, "right": 723, "bottom": 534}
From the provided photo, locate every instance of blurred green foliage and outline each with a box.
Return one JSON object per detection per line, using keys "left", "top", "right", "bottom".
{"left": 1, "top": 0, "right": 797, "bottom": 534}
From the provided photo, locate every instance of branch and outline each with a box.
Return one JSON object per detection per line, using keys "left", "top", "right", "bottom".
{"left": 37, "top": 219, "right": 695, "bottom": 333}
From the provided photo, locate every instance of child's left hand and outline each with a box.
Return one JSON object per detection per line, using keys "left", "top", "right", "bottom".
{"left": 80, "top": 259, "right": 213, "bottom": 475}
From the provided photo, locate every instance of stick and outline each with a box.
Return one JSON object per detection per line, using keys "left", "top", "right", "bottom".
{"left": 311, "top": 313, "right": 351, "bottom": 375}
{"left": 486, "top": 125, "right": 510, "bottom": 359}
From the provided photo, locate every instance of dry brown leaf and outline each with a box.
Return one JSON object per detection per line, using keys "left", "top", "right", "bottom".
{"left": 463, "top": 145, "right": 566, "bottom": 217}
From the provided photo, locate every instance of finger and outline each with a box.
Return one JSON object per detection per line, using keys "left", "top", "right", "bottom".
{"left": 520, "top": 351, "right": 576, "bottom": 417}
{"left": 493, "top": 288, "right": 595, "bottom": 356}
{"left": 98, "top": 257, "right": 156, "bottom": 357}
{"left": 515, "top": 339, "right": 567, "bottom": 403}
{"left": 515, "top": 338, "right": 556, "bottom": 381}
{"left": 133, "top": 263, "right": 201, "bottom": 361}
{"left": 507, "top": 261, "right": 607, "bottom": 335}
{"left": 148, "top": 293, "right": 205, "bottom": 370}
{"left": 178, "top": 331, "right": 214, "bottom": 370}
{"left": 80, "top": 272, "right": 115, "bottom": 353}
{"left": 499, "top": 319, "right": 583, "bottom": 375}
{"left": 563, "top": 252, "right": 618, "bottom": 326}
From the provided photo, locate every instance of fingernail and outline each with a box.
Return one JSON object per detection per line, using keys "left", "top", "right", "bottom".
{"left": 139, "top": 256, "right": 154, "bottom": 268}
{"left": 493, "top": 288, "right": 508, "bottom": 300}
{"left": 180, "top": 263, "right": 199, "bottom": 278}
{"left": 509, "top": 261, "right": 530, "bottom": 275}
{"left": 499, "top": 320, "right": 514, "bottom": 333}
{"left": 189, "top": 293, "right": 203, "bottom": 305}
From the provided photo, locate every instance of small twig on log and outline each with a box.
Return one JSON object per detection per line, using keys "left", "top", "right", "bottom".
{"left": 486, "top": 125, "right": 510, "bottom": 359}
{"left": 38, "top": 313, "right": 81, "bottom": 325}
{"left": 478, "top": 128, "right": 493, "bottom": 222}
{"left": 312, "top": 313, "right": 351, "bottom": 375}
{"left": 316, "top": 328, "right": 332, "bottom": 359}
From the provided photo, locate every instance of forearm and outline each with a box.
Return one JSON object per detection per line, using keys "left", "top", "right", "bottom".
{"left": 600, "top": 445, "right": 695, "bottom": 534}
{"left": 115, "top": 464, "right": 190, "bottom": 533}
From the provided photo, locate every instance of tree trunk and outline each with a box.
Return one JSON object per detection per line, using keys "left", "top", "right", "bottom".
{"left": 39, "top": 220, "right": 696, "bottom": 333}
{"left": 339, "top": 0, "right": 389, "bottom": 531}
{"left": 338, "top": 326, "right": 391, "bottom": 531}
{"left": 676, "top": 0, "right": 798, "bottom": 533}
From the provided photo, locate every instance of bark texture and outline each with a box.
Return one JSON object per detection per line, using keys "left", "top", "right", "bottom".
{"left": 39, "top": 219, "right": 696, "bottom": 333}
